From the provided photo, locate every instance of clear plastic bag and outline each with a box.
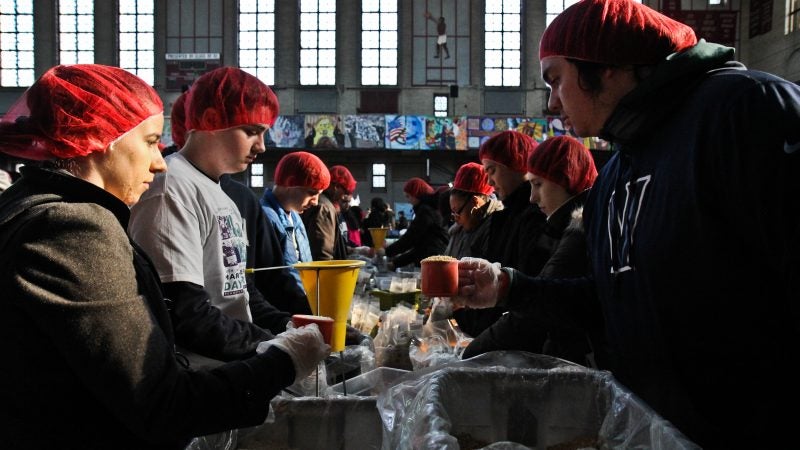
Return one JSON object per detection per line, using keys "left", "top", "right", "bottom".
{"left": 184, "top": 429, "right": 237, "bottom": 450}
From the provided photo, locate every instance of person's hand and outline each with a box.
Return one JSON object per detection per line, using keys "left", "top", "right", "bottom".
{"left": 257, "top": 324, "right": 331, "bottom": 382}
{"left": 375, "top": 247, "right": 386, "bottom": 257}
{"left": 452, "top": 257, "right": 502, "bottom": 309}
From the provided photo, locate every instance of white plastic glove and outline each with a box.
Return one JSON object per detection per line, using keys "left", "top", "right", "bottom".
{"left": 353, "top": 246, "right": 373, "bottom": 257}
{"left": 452, "top": 257, "right": 502, "bottom": 309}
{"left": 256, "top": 324, "right": 331, "bottom": 382}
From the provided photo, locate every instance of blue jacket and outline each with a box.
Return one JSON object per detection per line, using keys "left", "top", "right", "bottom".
{"left": 260, "top": 188, "right": 313, "bottom": 295}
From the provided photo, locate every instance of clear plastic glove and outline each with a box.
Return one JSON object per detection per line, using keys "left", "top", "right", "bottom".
{"left": 353, "top": 246, "right": 374, "bottom": 257}
{"left": 257, "top": 324, "right": 331, "bottom": 383}
{"left": 452, "top": 257, "right": 502, "bottom": 309}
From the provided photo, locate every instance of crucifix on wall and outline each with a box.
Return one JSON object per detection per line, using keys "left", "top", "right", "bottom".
{"left": 424, "top": 11, "right": 450, "bottom": 59}
{"left": 413, "top": 0, "right": 470, "bottom": 86}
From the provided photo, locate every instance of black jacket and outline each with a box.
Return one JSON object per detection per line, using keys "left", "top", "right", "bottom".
{"left": 384, "top": 194, "right": 448, "bottom": 268}
{"left": 454, "top": 183, "right": 547, "bottom": 337}
{"left": 0, "top": 166, "right": 294, "bottom": 449}
{"left": 462, "top": 191, "right": 606, "bottom": 367}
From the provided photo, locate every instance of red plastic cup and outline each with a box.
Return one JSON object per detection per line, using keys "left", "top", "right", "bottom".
{"left": 420, "top": 258, "right": 458, "bottom": 297}
{"left": 291, "top": 314, "right": 335, "bottom": 345}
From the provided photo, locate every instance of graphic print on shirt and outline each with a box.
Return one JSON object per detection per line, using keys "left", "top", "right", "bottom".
{"left": 607, "top": 175, "right": 650, "bottom": 274}
{"left": 217, "top": 214, "right": 248, "bottom": 296}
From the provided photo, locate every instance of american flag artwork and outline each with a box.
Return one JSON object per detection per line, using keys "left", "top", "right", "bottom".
{"left": 385, "top": 115, "right": 428, "bottom": 150}
{"left": 389, "top": 127, "right": 407, "bottom": 144}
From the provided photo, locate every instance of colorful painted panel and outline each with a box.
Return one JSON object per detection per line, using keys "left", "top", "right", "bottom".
{"left": 305, "top": 115, "right": 345, "bottom": 149}
{"left": 385, "top": 115, "right": 429, "bottom": 150}
{"left": 343, "top": 115, "right": 386, "bottom": 148}
{"left": 424, "top": 116, "right": 468, "bottom": 150}
{"left": 467, "top": 117, "right": 548, "bottom": 149}
{"left": 267, "top": 115, "right": 305, "bottom": 148}
{"left": 510, "top": 118, "right": 547, "bottom": 143}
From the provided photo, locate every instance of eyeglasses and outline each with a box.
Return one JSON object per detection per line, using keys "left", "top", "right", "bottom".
{"left": 451, "top": 199, "right": 471, "bottom": 220}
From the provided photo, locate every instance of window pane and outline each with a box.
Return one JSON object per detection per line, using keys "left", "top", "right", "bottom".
{"left": 503, "top": 0, "right": 520, "bottom": 13}
{"left": 319, "top": 0, "right": 336, "bottom": 12}
{"left": 319, "top": 49, "right": 335, "bottom": 64}
{"left": 300, "top": 30, "right": 318, "bottom": 48}
{"left": 59, "top": 0, "right": 94, "bottom": 64}
{"left": 380, "top": 13, "right": 397, "bottom": 30}
{"left": 379, "top": 0, "right": 396, "bottom": 12}
{"left": 504, "top": 13, "right": 520, "bottom": 31}
{"left": 318, "top": 67, "right": 335, "bottom": 84}
{"left": 362, "top": 48, "right": 379, "bottom": 61}
{"left": 380, "top": 49, "right": 396, "bottom": 66}
{"left": 380, "top": 30, "right": 397, "bottom": 48}
{"left": 485, "top": 68, "right": 502, "bottom": 86}
{"left": 300, "top": 67, "right": 317, "bottom": 84}
{"left": 363, "top": 0, "right": 379, "bottom": 13}
{"left": 300, "top": 48, "right": 317, "bottom": 65}
{"left": 483, "top": 0, "right": 520, "bottom": 86}
{"left": 504, "top": 68, "right": 520, "bottom": 86}
{"left": 503, "top": 32, "right": 520, "bottom": 50}
{"left": 300, "top": 13, "right": 318, "bottom": 29}
{"left": 485, "top": 32, "right": 502, "bottom": 49}
{"left": 485, "top": 49, "right": 502, "bottom": 67}
{"left": 372, "top": 175, "right": 386, "bottom": 188}
{"left": 118, "top": 1, "right": 153, "bottom": 83}
{"left": 360, "top": 0, "right": 396, "bottom": 86}
{"left": 239, "top": 0, "right": 274, "bottom": 84}
{"left": 379, "top": 68, "right": 396, "bottom": 84}
{"left": 0, "top": 0, "right": 35, "bottom": 86}
{"left": 319, "top": 13, "right": 336, "bottom": 29}
{"left": 363, "top": 13, "right": 379, "bottom": 29}
{"left": 485, "top": 13, "right": 502, "bottom": 31}
{"left": 362, "top": 67, "right": 379, "bottom": 85}
{"left": 318, "top": 31, "right": 336, "bottom": 48}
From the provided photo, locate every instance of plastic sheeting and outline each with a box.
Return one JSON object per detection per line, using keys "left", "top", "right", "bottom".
{"left": 376, "top": 351, "right": 700, "bottom": 450}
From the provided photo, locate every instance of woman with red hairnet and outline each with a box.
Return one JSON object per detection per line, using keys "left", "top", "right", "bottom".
{"left": 452, "top": 131, "right": 549, "bottom": 342}
{"left": 382, "top": 177, "right": 448, "bottom": 269}
{"left": 444, "top": 162, "right": 504, "bottom": 259}
{"left": 130, "top": 67, "right": 328, "bottom": 372}
{"left": 460, "top": 136, "right": 606, "bottom": 367}
{"left": 0, "top": 65, "right": 326, "bottom": 449}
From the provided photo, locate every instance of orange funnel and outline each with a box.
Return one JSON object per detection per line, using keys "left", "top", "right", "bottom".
{"left": 294, "top": 260, "right": 366, "bottom": 351}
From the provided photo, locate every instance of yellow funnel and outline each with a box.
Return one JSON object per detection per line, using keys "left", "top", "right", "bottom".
{"left": 294, "top": 260, "right": 366, "bottom": 351}
{"left": 369, "top": 227, "right": 389, "bottom": 249}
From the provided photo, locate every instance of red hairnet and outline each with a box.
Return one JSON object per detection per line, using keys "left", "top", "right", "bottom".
{"left": 0, "top": 64, "right": 163, "bottom": 161}
{"left": 274, "top": 151, "right": 331, "bottom": 190}
{"left": 170, "top": 92, "right": 188, "bottom": 148}
{"left": 478, "top": 130, "right": 537, "bottom": 173}
{"left": 403, "top": 177, "right": 434, "bottom": 198}
{"left": 184, "top": 67, "right": 279, "bottom": 132}
{"left": 539, "top": 0, "right": 697, "bottom": 65}
{"left": 329, "top": 165, "right": 357, "bottom": 194}
{"left": 454, "top": 162, "right": 493, "bottom": 196}
{"left": 527, "top": 136, "right": 597, "bottom": 195}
